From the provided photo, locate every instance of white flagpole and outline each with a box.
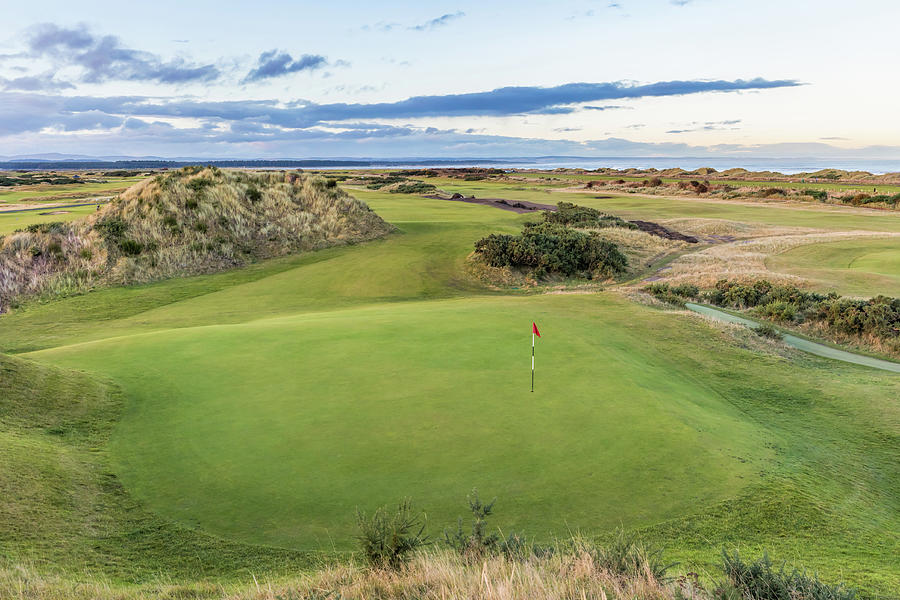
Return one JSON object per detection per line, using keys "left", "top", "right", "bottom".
{"left": 531, "top": 331, "right": 535, "bottom": 392}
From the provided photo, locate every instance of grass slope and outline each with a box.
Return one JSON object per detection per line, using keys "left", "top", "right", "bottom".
{"left": 0, "top": 353, "right": 323, "bottom": 583}
{"left": 767, "top": 238, "right": 900, "bottom": 297}
{"left": 2, "top": 181, "right": 899, "bottom": 596}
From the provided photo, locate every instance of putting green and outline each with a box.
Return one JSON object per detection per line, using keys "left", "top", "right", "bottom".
{"left": 31, "top": 293, "right": 766, "bottom": 549}
{"left": 767, "top": 238, "right": 900, "bottom": 297}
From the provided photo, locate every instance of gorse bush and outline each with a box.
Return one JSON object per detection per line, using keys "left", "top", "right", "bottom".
{"left": 356, "top": 500, "right": 428, "bottom": 569}
{"left": 545, "top": 201, "right": 637, "bottom": 229}
{"left": 473, "top": 203, "right": 631, "bottom": 281}
{"left": 649, "top": 278, "right": 900, "bottom": 355}
{"left": 720, "top": 550, "right": 856, "bottom": 600}
{"left": 475, "top": 222, "right": 628, "bottom": 280}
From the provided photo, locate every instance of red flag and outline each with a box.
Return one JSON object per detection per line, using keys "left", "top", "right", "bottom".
{"left": 532, "top": 322, "right": 541, "bottom": 337}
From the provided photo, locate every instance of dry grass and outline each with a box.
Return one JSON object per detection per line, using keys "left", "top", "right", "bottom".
{"left": 588, "top": 226, "right": 686, "bottom": 275}
{"left": 0, "top": 167, "right": 392, "bottom": 311}
{"left": 0, "top": 550, "right": 692, "bottom": 600}
{"left": 651, "top": 231, "right": 900, "bottom": 288}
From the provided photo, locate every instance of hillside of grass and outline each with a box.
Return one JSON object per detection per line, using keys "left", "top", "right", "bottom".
{"left": 0, "top": 352, "right": 328, "bottom": 585}
{"left": 0, "top": 166, "right": 391, "bottom": 311}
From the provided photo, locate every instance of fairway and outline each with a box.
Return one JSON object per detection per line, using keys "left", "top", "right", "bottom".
{"left": 0, "top": 203, "right": 101, "bottom": 234}
{"left": 767, "top": 238, "right": 900, "bottom": 297}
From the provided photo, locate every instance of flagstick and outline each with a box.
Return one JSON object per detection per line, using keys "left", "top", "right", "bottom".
{"left": 531, "top": 331, "right": 535, "bottom": 392}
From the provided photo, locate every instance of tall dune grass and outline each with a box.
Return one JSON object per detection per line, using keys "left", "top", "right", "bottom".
{"left": 0, "top": 167, "right": 392, "bottom": 311}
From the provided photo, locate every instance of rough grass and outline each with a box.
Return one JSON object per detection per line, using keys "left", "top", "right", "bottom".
{"left": 0, "top": 167, "right": 392, "bottom": 311}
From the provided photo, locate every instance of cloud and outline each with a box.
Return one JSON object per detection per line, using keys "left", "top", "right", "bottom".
{"left": 553, "top": 127, "right": 582, "bottom": 132}
{"left": 243, "top": 50, "right": 328, "bottom": 82}
{"left": 820, "top": 136, "right": 849, "bottom": 141}
{"left": 0, "top": 79, "right": 791, "bottom": 139}
{"left": 625, "top": 124, "right": 646, "bottom": 129}
{"left": 671, "top": 0, "right": 692, "bottom": 5}
{"left": 266, "top": 78, "right": 800, "bottom": 124}
{"left": 23, "top": 23, "right": 220, "bottom": 84}
{"left": 0, "top": 72, "right": 74, "bottom": 92}
{"left": 584, "top": 105, "right": 630, "bottom": 111}
{"left": 410, "top": 12, "right": 465, "bottom": 31}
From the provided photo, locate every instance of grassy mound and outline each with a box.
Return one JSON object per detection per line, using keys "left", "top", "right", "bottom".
{"left": 0, "top": 167, "right": 391, "bottom": 311}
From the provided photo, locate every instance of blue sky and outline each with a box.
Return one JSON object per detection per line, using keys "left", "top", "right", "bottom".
{"left": 1, "top": 0, "right": 897, "bottom": 158}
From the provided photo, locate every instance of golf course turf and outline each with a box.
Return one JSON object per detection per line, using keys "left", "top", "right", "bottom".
{"left": 2, "top": 182, "right": 899, "bottom": 595}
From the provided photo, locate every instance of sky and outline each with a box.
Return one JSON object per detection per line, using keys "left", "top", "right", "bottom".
{"left": 1, "top": 0, "right": 898, "bottom": 159}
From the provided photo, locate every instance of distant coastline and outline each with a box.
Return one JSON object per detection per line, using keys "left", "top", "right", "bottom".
{"left": 2, "top": 156, "right": 900, "bottom": 174}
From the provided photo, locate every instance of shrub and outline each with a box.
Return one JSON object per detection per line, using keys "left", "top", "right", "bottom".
{"left": 586, "top": 528, "right": 674, "bottom": 580}
{"left": 808, "top": 189, "right": 828, "bottom": 202}
{"left": 390, "top": 182, "right": 437, "bottom": 194}
{"left": 755, "top": 300, "right": 797, "bottom": 323}
{"left": 753, "top": 323, "right": 781, "bottom": 339}
{"left": 356, "top": 500, "right": 428, "bottom": 570}
{"left": 670, "top": 283, "right": 699, "bottom": 299}
{"left": 444, "top": 489, "right": 500, "bottom": 560}
{"left": 721, "top": 550, "right": 856, "bottom": 600}
{"left": 118, "top": 239, "right": 144, "bottom": 256}
{"left": 474, "top": 221, "right": 628, "bottom": 280}
{"left": 545, "top": 202, "right": 636, "bottom": 230}
{"left": 95, "top": 217, "right": 129, "bottom": 243}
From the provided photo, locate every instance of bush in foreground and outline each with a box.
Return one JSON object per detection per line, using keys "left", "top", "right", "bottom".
{"left": 356, "top": 500, "right": 428, "bottom": 569}
{"left": 720, "top": 550, "right": 857, "bottom": 600}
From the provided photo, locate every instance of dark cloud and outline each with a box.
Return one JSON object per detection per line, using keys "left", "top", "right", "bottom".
{"left": 24, "top": 23, "right": 220, "bottom": 84}
{"left": 262, "top": 79, "right": 801, "bottom": 124}
{"left": 409, "top": 12, "right": 465, "bottom": 31}
{"left": 0, "top": 79, "right": 792, "bottom": 138}
{"left": 243, "top": 50, "right": 328, "bottom": 82}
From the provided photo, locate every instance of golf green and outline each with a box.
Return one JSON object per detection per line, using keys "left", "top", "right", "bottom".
{"left": 31, "top": 293, "right": 766, "bottom": 548}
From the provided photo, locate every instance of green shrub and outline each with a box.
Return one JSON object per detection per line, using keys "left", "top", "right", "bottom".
{"left": 444, "top": 489, "right": 500, "bottom": 560}
{"left": 586, "top": 528, "right": 674, "bottom": 580}
{"left": 753, "top": 323, "right": 781, "bottom": 339}
{"left": 670, "top": 283, "right": 699, "bottom": 298}
{"left": 808, "top": 189, "right": 828, "bottom": 202}
{"left": 545, "top": 202, "right": 636, "bottom": 229}
{"left": 474, "top": 221, "right": 628, "bottom": 280}
{"left": 390, "top": 182, "right": 437, "bottom": 194}
{"left": 721, "top": 550, "right": 856, "bottom": 600}
{"left": 118, "top": 239, "right": 143, "bottom": 256}
{"left": 356, "top": 500, "right": 427, "bottom": 569}
{"left": 24, "top": 221, "right": 68, "bottom": 235}
{"left": 755, "top": 301, "right": 797, "bottom": 323}
{"left": 95, "top": 217, "right": 129, "bottom": 243}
